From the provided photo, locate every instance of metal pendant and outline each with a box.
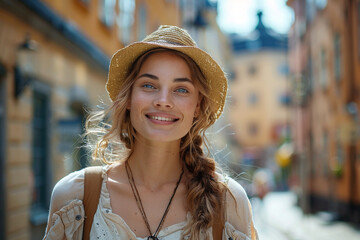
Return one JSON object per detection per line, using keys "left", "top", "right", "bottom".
{"left": 147, "top": 236, "right": 159, "bottom": 240}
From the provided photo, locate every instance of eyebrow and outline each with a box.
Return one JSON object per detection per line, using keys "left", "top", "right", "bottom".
{"left": 137, "top": 73, "right": 193, "bottom": 83}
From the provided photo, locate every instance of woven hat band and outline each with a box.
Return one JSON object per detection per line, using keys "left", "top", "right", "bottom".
{"left": 142, "top": 25, "right": 197, "bottom": 47}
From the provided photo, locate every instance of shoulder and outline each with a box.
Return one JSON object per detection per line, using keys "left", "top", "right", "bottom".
{"left": 222, "top": 176, "right": 254, "bottom": 233}
{"left": 226, "top": 177, "right": 248, "bottom": 201}
{"left": 50, "top": 169, "right": 85, "bottom": 212}
{"left": 217, "top": 173, "right": 248, "bottom": 203}
{"left": 225, "top": 177, "right": 251, "bottom": 217}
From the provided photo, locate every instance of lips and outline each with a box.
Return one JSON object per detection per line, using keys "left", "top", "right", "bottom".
{"left": 146, "top": 114, "right": 179, "bottom": 122}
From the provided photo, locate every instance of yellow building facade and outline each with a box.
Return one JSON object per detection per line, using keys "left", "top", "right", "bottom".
{"left": 228, "top": 12, "right": 290, "bottom": 172}
{"left": 230, "top": 51, "right": 289, "bottom": 148}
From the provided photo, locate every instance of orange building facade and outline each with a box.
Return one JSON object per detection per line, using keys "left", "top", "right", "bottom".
{"left": 287, "top": 0, "right": 360, "bottom": 224}
{"left": 0, "top": 0, "right": 182, "bottom": 239}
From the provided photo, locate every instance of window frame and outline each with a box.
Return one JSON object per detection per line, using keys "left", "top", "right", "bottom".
{"left": 137, "top": 4, "right": 147, "bottom": 41}
{"left": 334, "top": 33, "right": 342, "bottom": 82}
{"left": 320, "top": 48, "right": 328, "bottom": 89}
{"left": 248, "top": 92, "right": 259, "bottom": 106}
{"left": 99, "top": 0, "right": 116, "bottom": 28}
{"left": 30, "top": 81, "right": 52, "bottom": 226}
{"left": 248, "top": 122, "right": 259, "bottom": 136}
{"left": 116, "top": 0, "right": 136, "bottom": 44}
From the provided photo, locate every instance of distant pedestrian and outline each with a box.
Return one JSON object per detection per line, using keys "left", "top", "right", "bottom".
{"left": 252, "top": 168, "right": 274, "bottom": 200}
{"left": 43, "top": 25, "right": 258, "bottom": 240}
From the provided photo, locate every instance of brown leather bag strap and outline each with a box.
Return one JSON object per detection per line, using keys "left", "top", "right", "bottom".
{"left": 212, "top": 187, "right": 226, "bottom": 240}
{"left": 83, "top": 166, "right": 103, "bottom": 240}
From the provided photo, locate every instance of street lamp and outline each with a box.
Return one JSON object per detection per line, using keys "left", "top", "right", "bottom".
{"left": 14, "top": 34, "right": 38, "bottom": 99}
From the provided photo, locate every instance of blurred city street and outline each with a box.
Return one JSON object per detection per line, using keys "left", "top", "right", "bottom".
{"left": 253, "top": 191, "right": 360, "bottom": 240}
{"left": 1, "top": 0, "right": 360, "bottom": 239}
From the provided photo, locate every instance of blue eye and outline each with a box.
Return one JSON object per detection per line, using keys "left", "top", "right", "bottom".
{"left": 142, "top": 84, "right": 155, "bottom": 89}
{"left": 176, "top": 88, "right": 189, "bottom": 93}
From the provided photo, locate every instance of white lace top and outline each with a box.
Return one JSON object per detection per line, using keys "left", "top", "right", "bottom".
{"left": 43, "top": 166, "right": 258, "bottom": 240}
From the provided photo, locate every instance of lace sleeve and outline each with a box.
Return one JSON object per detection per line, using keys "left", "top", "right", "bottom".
{"left": 43, "top": 169, "right": 85, "bottom": 238}
{"left": 43, "top": 199, "right": 84, "bottom": 240}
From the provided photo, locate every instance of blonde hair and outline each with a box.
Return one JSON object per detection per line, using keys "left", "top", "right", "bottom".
{"left": 85, "top": 48, "right": 223, "bottom": 239}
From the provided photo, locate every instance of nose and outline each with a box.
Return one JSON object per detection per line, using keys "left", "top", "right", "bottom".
{"left": 154, "top": 90, "right": 174, "bottom": 109}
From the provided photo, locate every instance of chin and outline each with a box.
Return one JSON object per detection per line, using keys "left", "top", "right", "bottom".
{"left": 140, "top": 131, "right": 188, "bottom": 143}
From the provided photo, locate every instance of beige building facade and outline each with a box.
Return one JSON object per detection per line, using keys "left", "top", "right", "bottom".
{"left": 228, "top": 12, "right": 290, "bottom": 174}
{"left": 230, "top": 51, "right": 289, "bottom": 148}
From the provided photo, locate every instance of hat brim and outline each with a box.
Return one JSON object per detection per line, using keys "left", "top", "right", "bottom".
{"left": 106, "top": 41, "right": 227, "bottom": 119}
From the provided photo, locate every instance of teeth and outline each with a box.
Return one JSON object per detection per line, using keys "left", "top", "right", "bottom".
{"left": 150, "top": 115, "right": 175, "bottom": 122}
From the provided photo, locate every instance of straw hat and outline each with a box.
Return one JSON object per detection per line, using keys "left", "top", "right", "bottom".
{"left": 106, "top": 25, "right": 227, "bottom": 119}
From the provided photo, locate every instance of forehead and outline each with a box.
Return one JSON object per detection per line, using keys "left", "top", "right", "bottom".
{"left": 138, "top": 51, "right": 192, "bottom": 75}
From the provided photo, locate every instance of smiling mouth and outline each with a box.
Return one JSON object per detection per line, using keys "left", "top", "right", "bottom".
{"left": 146, "top": 115, "right": 179, "bottom": 122}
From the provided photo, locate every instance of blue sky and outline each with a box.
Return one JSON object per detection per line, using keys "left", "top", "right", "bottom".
{"left": 216, "top": 0, "right": 294, "bottom": 35}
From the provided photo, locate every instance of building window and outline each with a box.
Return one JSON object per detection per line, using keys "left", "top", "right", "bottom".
{"left": 336, "top": 140, "right": 344, "bottom": 166}
{"left": 307, "top": 56, "right": 313, "bottom": 93}
{"left": 358, "top": 2, "right": 360, "bottom": 58}
{"left": 322, "top": 131, "right": 329, "bottom": 176}
{"left": 334, "top": 139, "right": 344, "bottom": 177}
{"left": 278, "top": 92, "right": 292, "bottom": 106}
{"left": 248, "top": 92, "right": 258, "bottom": 105}
{"left": 315, "top": 0, "right": 327, "bottom": 9}
{"left": 137, "top": 4, "right": 147, "bottom": 40}
{"left": 334, "top": 33, "right": 342, "bottom": 82}
{"left": 248, "top": 122, "right": 258, "bottom": 136}
{"left": 309, "top": 132, "right": 316, "bottom": 175}
{"left": 228, "top": 69, "right": 236, "bottom": 82}
{"left": 320, "top": 48, "right": 328, "bottom": 88}
{"left": 248, "top": 64, "right": 257, "bottom": 76}
{"left": 277, "top": 63, "right": 289, "bottom": 76}
{"left": 181, "top": 0, "right": 196, "bottom": 26}
{"left": 306, "top": 0, "right": 316, "bottom": 23}
{"left": 99, "top": 0, "right": 116, "bottom": 27}
{"left": 116, "top": 0, "right": 135, "bottom": 44}
{"left": 31, "top": 87, "right": 51, "bottom": 225}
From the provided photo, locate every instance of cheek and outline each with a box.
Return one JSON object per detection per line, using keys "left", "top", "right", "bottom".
{"left": 129, "top": 98, "right": 143, "bottom": 118}
{"left": 129, "top": 90, "right": 147, "bottom": 110}
{"left": 128, "top": 94, "right": 142, "bottom": 123}
{"left": 181, "top": 98, "right": 199, "bottom": 118}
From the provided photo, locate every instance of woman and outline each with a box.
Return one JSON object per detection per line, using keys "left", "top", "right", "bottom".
{"left": 44, "top": 25, "right": 258, "bottom": 240}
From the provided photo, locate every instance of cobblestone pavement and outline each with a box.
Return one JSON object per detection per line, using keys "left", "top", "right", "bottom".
{"left": 251, "top": 191, "right": 360, "bottom": 240}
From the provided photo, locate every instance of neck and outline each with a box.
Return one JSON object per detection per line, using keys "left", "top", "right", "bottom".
{"left": 127, "top": 138, "right": 183, "bottom": 190}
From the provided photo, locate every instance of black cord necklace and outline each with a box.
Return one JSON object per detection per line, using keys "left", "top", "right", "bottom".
{"left": 125, "top": 161, "right": 184, "bottom": 240}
